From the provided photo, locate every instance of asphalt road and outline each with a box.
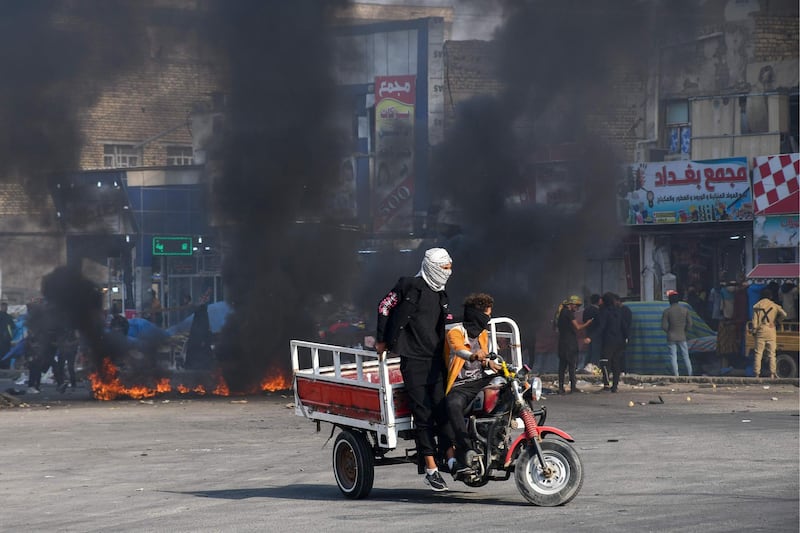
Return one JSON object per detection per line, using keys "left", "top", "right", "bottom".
{"left": 1, "top": 378, "right": 797, "bottom": 533}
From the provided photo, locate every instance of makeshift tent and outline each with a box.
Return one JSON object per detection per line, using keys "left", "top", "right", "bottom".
{"left": 166, "top": 301, "right": 232, "bottom": 336}
{"left": 127, "top": 317, "right": 169, "bottom": 341}
{"left": 624, "top": 301, "right": 715, "bottom": 375}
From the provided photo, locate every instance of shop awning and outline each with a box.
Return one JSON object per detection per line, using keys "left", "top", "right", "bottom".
{"left": 746, "top": 263, "right": 800, "bottom": 280}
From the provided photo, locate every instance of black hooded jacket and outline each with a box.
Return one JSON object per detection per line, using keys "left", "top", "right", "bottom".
{"left": 376, "top": 276, "right": 449, "bottom": 359}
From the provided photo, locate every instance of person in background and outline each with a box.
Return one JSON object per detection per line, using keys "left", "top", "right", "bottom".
{"left": 0, "top": 303, "right": 16, "bottom": 369}
{"left": 661, "top": 290, "right": 693, "bottom": 377}
{"left": 582, "top": 294, "right": 602, "bottom": 370}
{"left": 375, "top": 247, "right": 453, "bottom": 492}
{"left": 55, "top": 327, "right": 79, "bottom": 393}
{"left": 598, "top": 292, "right": 629, "bottom": 392}
{"left": 617, "top": 295, "right": 633, "bottom": 374}
{"left": 751, "top": 288, "right": 787, "bottom": 379}
{"left": 443, "top": 292, "right": 501, "bottom": 479}
{"left": 109, "top": 303, "right": 129, "bottom": 337}
{"left": 557, "top": 295, "right": 593, "bottom": 394}
{"left": 779, "top": 282, "right": 798, "bottom": 322}
{"left": 708, "top": 282, "right": 724, "bottom": 331}
{"left": 25, "top": 300, "right": 58, "bottom": 394}
{"left": 149, "top": 289, "right": 163, "bottom": 328}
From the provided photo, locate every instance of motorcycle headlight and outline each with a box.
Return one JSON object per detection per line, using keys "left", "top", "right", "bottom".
{"left": 529, "top": 376, "right": 542, "bottom": 401}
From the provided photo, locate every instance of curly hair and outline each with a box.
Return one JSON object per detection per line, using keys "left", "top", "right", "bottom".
{"left": 464, "top": 292, "right": 494, "bottom": 311}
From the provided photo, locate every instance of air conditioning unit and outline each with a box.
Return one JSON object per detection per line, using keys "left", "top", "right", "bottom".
{"left": 664, "top": 152, "right": 690, "bottom": 161}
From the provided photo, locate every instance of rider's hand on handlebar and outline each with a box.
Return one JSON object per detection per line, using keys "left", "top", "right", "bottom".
{"left": 473, "top": 349, "right": 488, "bottom": 362}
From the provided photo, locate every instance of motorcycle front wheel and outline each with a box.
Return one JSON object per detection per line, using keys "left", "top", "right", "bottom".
{"left": 514, "top": 439, "right": 583, "bottom": 506}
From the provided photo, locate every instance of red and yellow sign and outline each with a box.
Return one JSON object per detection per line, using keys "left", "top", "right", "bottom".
{"left": 374, "top": 75, "right": 416, "bottom": 233}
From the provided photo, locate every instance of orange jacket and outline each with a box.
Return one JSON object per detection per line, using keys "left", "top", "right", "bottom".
{"left": 444, "top": 325, "right": 489, "bottom": 394}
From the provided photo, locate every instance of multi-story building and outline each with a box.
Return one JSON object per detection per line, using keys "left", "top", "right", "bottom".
{"left": 0, "top": 1, "right": 796, "bottom": 332}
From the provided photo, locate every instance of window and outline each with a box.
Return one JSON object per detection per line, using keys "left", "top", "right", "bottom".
{"left": 665, "top": 101, "right": 690, "bottom": 157}
{"left": 166, "top": 146, "right": 194, "bottom": 166}
{"left": 104, "top": 144, "right": 140, "bottom": 168}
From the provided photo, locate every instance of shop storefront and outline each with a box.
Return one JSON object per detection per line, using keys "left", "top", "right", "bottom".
{"left": 617, "top": 157, "right": 755, "bottom": 309}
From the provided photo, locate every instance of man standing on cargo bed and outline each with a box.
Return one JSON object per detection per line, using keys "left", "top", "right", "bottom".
{"left": 375, "top": 247, "right": 453, "bottom": 492}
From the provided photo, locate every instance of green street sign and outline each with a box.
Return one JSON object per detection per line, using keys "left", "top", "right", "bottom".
{"left": 152, "top": 236, "right": 193, "bottom": 256}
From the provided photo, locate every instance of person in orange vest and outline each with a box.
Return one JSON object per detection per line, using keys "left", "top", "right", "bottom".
{"left": 443, "top": 293, "right": 501, "bottom": 479}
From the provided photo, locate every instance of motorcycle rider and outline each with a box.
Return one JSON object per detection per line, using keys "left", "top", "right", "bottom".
{"left": 443, "top": 293, "right": 502, "bottom": 479}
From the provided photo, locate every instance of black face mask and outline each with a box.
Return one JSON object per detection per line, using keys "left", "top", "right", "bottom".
{"left": 463, "top": 306, "right": 490, "bottom": 338}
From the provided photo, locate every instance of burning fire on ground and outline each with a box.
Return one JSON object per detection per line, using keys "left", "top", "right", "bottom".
{"left": 89, "top": 358, "right": 290, "bottom": 400}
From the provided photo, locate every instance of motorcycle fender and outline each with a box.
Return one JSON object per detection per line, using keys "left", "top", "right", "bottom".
{"left": 504, "top": 427, "right": 575, "bottom": 467}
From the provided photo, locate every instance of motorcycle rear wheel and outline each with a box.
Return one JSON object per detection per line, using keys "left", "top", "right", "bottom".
{"left": 332, "top": 430, "right": 375, "bottom": 499}
{"left": 514, "top": 439, "right": 583, "bottom": 506}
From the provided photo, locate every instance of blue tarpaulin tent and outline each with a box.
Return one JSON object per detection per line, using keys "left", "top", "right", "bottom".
{"left": 166, "top": 301, "right": 232, "bottom": 336}
{"left": 624, "top": 301, "right": 715, "bottom": 375}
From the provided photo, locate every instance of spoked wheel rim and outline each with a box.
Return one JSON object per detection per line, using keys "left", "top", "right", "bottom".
{"left": 524, "top": 450, "right": 571, "bottom": 495}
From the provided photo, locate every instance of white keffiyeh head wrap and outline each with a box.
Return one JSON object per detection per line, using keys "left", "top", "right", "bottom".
{"left": 417, "top": 247, "right": 452, "bottom": 292}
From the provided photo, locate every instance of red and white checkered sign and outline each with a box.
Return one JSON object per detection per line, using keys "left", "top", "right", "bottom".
{"left": 752, "top": 153, "right": 799, "bottom": 214}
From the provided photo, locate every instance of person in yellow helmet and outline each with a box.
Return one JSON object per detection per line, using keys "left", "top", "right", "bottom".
{"left": 557, "top": 295, "right": 593, "bottom": 394}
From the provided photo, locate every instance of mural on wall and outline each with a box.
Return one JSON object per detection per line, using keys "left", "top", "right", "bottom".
{"left": 373, "top": 75, "right": 415, "bottom": 233}
{"left": 617, "top": 158, "right": 753, "bottom": 225}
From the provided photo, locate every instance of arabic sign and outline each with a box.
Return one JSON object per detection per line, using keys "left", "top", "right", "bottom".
{"left": 754, "top": 215, "right": 800, "bottom": 248}
{"left": 374, "top": 75, "right": 416, "bottom": 233}
{"left": 618, "top": 158, "right": 753, "bottom": 225}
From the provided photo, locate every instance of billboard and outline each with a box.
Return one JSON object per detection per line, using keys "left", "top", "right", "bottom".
{"left": 373, "top": 75, "right": 416, "bottom": 233}
{"left": 754, "top": 215, "right": 799, "bottom": 248}
{"left": 618, "top": 158, "right": 752, "bottom": 225}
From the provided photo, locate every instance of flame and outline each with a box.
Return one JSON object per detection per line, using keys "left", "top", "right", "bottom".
{"left": 89, "top": 358, "right": 288, "bottom": 400}
{"left": 261, "top": 370, "right": 291, "bottom": 392}
{"left": 213, "top": 373, "right": 230, "bottom": 396}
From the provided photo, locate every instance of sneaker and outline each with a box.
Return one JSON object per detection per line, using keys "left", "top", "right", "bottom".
{"left": 424, "top": 470, "right": 448, "bottom": 491}
{"left": 610, "top": 387, "right": 618, "bottom": 393}
{"left": 450, "top": 461, "right": 474, "bottom": 481}
{"left": 26, "top": 387, "right": 40, "bottom": 394}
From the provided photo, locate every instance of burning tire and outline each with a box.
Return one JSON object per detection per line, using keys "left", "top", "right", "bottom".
{"left": 332, "top": 430, "right": 374, "bottom": 499}
{"left": 514, "top": 439, "right": 583, "bottom": 506}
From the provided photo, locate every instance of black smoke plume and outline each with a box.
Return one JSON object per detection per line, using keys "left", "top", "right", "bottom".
{"left": 205, "top": 1, "right": 355, "bottom": 392}
{"left": 0, "top": 1, "right": 145, "bottom": 193}
{"left": 431, "top": 0, "right": 708, "bottom": 351}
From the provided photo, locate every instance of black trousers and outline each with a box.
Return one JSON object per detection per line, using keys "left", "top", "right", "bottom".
{"left": 601, "top": 343, "right": 625, "bottom": 389}
{"left": 446, "top": 375, "right": 494, "bottom": 463}
{"left": 56, "top": 349, "right": 77, "bottom": 387}
{"left": 400, "top": 356, "right": 452, "bottom": 458}
{"left": 558, "top": 356, "right": 578, "bottom": 391}
{"left": 28, "top": 355, "right": 54, "bottom": 389}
